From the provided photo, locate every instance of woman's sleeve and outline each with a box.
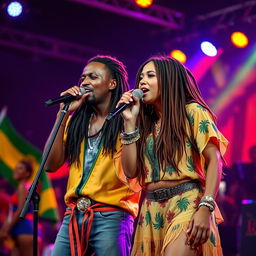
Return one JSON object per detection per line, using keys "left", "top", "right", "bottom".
{"left": 187, "top": 104, "right": 229, "bottom": 158}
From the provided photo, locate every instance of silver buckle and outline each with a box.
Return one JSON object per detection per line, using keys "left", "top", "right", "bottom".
{"left": 77, "top": 197, "right": 91, "bottom": 212}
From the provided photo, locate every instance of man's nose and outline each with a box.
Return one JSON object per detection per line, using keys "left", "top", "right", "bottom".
{"left": 81, "top": 77, "right": 90, "bottom": 86}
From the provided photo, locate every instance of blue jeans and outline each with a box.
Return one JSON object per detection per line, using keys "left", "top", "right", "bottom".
{"left": 52, "top": 208, "right": 134, "bottom": 256}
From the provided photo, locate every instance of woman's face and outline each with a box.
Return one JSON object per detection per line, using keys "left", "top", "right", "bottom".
{"left": 138, "top": 61, "right": 160, "bottom": 106}
{"left": 13, "top": 162, "right": 30, "bottom": 181}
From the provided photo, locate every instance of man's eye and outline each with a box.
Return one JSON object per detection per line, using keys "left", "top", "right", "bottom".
{"left": 90, "top": 74, "right": 97, "bottom": 79}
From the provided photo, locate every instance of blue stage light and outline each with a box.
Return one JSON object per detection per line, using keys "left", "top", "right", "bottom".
{"left": 7, "top": 1, "right": 23, "bottom": 17}
{"left": 200, "top": 41, "right": 218, "bottom": 57}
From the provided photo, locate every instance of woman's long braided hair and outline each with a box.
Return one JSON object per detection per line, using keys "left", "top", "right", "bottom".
{"left": 135, "top": 56, "right": 215, "bottom": 183}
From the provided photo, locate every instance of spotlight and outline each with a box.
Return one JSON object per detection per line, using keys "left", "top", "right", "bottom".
{"left": 231, "top": 32, "right": 248, "bottom": 48}
{"left": 200, "top": 41, "right": 217, "bottom": 57}
{"left": 6, "top": 1, "right": 23, "bottom": 17}
{"left": 134, "top": 0, "right": 153, "bottom": 8}
{"left": 170, "top": 50, "right": 187, "bottom": 64}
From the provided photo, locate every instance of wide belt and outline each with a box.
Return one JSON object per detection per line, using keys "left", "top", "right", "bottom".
{"left": 66, "top": 197, "right": 121, "bottom": 256}
{"left": 146, "top": 180, "right": 201, "bottom": 202}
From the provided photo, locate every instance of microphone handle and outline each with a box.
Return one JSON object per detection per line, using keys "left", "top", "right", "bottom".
{"left": 45, "top": 94, "right": 74, "bottom": 106}
{"left": 106, "top": 104, "right": 128, "bottom": 121}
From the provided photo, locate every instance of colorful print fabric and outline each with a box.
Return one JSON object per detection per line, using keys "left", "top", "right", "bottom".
{"left": 144, "top": 103, "right": 228, "bottom": 184}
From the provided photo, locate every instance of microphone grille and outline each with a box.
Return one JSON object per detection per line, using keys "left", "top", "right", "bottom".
{"left": 132, "top": 89, "right": 143, "bottom": 100}
{"left": 80, "top": 87, "right": 86, "bottom": 95}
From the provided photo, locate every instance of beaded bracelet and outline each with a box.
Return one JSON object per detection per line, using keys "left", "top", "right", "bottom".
{"left": 121, "top": 133, "right": 140, "bottom": 145}
{"left": 121, "top": 127, "right": 139, "bottom": 139}
{"left": 198, "top": 202, "right": 214, "bottom": 212}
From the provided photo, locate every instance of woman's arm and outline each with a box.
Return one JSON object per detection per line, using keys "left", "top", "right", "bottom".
{"left": 118, "top": 90, "right": 141, "bottom": 178}
{"left": 121, "top": 121, "right": 139, "bottom": 178}
{"left": 186, "top": 142, "right": 222, "bottom": 249}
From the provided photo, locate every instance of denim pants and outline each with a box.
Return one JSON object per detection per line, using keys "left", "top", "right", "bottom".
{"left": 52, "top": 208, "right": 134, "bottom": 256}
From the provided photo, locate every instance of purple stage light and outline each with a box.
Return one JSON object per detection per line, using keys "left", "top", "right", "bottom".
{"left": 7, "top": 1, "right": 23, "bottom": 17}
{"left": 200, "top": 41, "right": 217, "bottom": 57}
{"left": 242, "top": 199, "right": 255, "bottom": 205}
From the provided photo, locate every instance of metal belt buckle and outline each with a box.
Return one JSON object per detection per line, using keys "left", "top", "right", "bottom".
{"left": 77, "top": 197, "right": 91, "bottom": 212}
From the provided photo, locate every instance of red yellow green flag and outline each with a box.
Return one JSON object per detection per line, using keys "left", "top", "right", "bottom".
{"left": 0, "top": 107, "right": 59, "bottom": 223}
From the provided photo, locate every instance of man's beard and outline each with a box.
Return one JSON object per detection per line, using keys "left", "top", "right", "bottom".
{"left": 86, "top": 94, "right": 96, "bottom": 105}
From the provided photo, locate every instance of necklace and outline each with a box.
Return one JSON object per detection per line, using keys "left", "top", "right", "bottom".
{"left": 87, "top": 114, "right": 102, "bottom": 150}
{"left": 154, "top": 120, "right": 161, "bottom": 135}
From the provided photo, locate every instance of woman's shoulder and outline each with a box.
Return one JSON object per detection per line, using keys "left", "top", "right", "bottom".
{"left": 185, "top": 102, "right": 208, "bottom": 113}
{"left": 185, "top": 102, "right": 215, "bottom": 126}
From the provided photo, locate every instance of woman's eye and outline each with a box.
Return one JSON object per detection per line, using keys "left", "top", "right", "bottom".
{"left": 148, "top": 73, "right": 155, "bottom": 78}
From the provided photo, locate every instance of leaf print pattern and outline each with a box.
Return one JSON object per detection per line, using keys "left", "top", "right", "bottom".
{"left": 153, "top": 212, "right": 164, "bottom": 230}
{"left": 151, "top": 168, "right": 160, "bottom": 182}
{"left": 140, "top": 243, "right": 144, "bottom": 253}
{"left": 146, "top": 135, "right": 160, "bottom": 182}
{"left": 210, "top": 232, "right": 216, "bottom": 247}
{"left": 187, "top": 112, "right": 194, "bottom": 126}
{"left": 186, "top": 140, "right": 192, "bottom": 148}
{"left": 177, "top": 197, "right": 190, "bottom": 212}
{"left": 137, "top": 214, "right": 144, "bottom": 226}
{"left": 199, "top": 120, "right": 210, "bottom": 133}
{"left": 186, "top": 156, "right": 195, "bottom": 172}
{"left": 145, "top": 211, "right": 151, "bottom": 226}
{"left": 211, "top": 122, "right": 218, "bottom": 132}
{"left": 171, "top": 224, "right": 180, "bottom": 231}
{"left": 166, "top": 162, "right": 175, "bottom": 174}
{"left": 197, "top": 104, "right": 206, "bottom": 111}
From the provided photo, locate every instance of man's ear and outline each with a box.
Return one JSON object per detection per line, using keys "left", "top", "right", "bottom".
{"left": 109, "top": 79, "right": 117, "bottom": 90}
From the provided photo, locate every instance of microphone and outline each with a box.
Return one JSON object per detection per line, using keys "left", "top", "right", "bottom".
{"left": 45, "top": 87, "right": 88, "bottom": 106}
{"left": 106, "top": 89, "right": 143, "bottom": 121}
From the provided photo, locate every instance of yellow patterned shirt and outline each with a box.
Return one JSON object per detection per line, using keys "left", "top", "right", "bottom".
{"left": 144, "top": 102, "right": 229, "bottom": 185}
{"left": 63, "top": 117, "right": 141, "bottom": 218}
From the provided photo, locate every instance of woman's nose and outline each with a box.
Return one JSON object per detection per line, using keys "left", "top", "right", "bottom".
{"left": 139, "top": 79, "right": 146, "bottom": 87}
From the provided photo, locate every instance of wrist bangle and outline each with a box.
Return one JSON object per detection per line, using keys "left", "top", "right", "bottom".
{"left": 121, "top": 133, "right": 140, "bottom": 145}
{"left": 121, "top": 127, "right": 139, "bottom": 138}
{"left": 200, "top": 195, "right": 216, "bottom": 208}
{"left": 198, "top": 202, "right": 214, "bottom": 212}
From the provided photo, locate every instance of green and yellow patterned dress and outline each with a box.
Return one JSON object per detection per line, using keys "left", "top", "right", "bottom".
{"left": 131, "top": 103, "right": 228, "bottom": 256}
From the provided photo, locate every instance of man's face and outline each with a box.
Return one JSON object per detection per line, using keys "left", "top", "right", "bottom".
{"left": 79, "top": 62, "right": 115, "bottom": 104}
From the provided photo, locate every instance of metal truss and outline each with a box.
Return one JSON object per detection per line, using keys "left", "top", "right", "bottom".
{"left": 0, "top": 26, "right": 98, "bottom": 63}
{"left": 196, "top": 0, "right": 256, "bottom": 30}
{"left": 69, "top": 0, "right": 184, "bottom": 30}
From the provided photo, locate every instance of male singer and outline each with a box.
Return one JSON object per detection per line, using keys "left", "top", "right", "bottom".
{"left": 44, "top": 55, "right": 141, "bottom": 256}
